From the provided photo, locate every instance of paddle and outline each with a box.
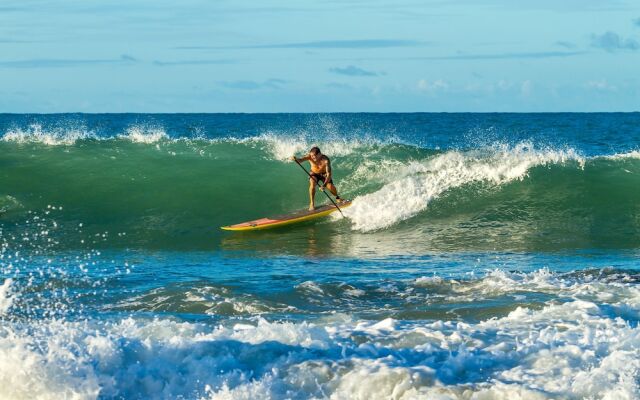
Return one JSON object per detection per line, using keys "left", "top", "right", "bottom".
{"left": 293, "top": 158, "right": 345, "bottom": 218}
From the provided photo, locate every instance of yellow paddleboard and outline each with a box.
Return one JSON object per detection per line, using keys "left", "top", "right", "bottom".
{"left": 221, "top": 201, "right": 351, "bottom": 231}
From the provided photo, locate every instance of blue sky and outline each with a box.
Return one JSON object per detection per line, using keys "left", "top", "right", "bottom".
{"left": 0, "top": 0, "right": 639, "bottom": 112}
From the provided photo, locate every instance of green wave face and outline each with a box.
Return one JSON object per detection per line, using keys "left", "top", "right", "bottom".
{"left": 1, "top": 138, "right": 639, "bottom": 254}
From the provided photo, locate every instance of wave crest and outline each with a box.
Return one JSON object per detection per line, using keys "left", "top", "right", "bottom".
{"left": 2, "top": 124, "right": 94, "bottom": 145}
{"left": 238, "top": 131, "right": 393, "bottom": 162}
{"left": 118, "top": 125, "right": 169, "bottom": 144}
{"left": 345, "top": 143, "right": 584, "bottom": 231}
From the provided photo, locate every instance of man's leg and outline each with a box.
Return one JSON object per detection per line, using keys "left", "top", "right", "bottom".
{"left": 308, "top": 177, "right": 317, "bottom": 210}
{"left": 325, "top": 182, "right": 342, "bottom": 201}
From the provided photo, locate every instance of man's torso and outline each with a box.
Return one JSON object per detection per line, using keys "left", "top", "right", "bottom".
{"left": 309, "top": 155, "right": 329, "bottom": 174}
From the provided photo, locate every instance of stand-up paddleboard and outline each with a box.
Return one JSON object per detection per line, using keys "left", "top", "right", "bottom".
{"left": 221, "top": 201, "right": 351, "bottom": 231}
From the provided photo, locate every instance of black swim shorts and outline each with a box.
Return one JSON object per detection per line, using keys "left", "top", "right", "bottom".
{"left": 310, "top": 172, "right": 332, "bottom": 185}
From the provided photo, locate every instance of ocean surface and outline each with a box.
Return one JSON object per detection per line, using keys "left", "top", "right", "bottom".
{"left": 1, "top": 113, "right": 639, "bottom": 399}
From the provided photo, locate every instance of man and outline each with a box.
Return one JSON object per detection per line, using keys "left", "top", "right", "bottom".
{"left": 292, "top": 146, "right": 343, "bottom": 210}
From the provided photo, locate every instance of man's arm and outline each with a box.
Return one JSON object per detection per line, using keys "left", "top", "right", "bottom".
{"left": 292, "top": 154, "right": 311, "bottom": 162}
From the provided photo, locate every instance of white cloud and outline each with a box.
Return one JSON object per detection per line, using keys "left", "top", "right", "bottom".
{"left": 497, "top": 80, "right": 513, "bottom": 90}
{"left": 416, "top": 79, "right": 449, "bottom": 93}
{"left": 585, "top": 79, "right": 617, "bottom": 91}
{"left": 520, "top": 80, "right": 533, "bottom": 97}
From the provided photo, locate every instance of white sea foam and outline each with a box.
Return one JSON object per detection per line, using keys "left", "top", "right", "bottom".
{"left": 109, "top": 285, "right": 291, "bottom": 315}
{"left": 0, "top": 279, "right": 13, "bottom": 315}
{"left": 412, "top": 268, "right": 640, "bottom": 313}
{"left": 344, "top": 143, "right": 584, "bottom": 231}
{"left": 1, "top": 124, "right": 94, "bottom": 145}
{"left": 340, "top": 158, "right": 409, "bottom": 194}
{"left": 414, "top": 276, "right": 445, "bottom": 286}
{"left": 344, "top": 287, "right": 366, "bottom": 297}
{"left": 295, "top": 280, "right": 326, "bottom": 296}
{"left": 0, "top": 195, "right": 23, "bottom": 214}
{"left": 119, "top": 125, "right": 169, "bottom": 143}
{"left": 603, "top": 150, "right": 640, "bottom": 160}
{"left": 0, "top": 269, "right": 639, "bottom": 399}
{"left": 241, "top": 131, "right": 392, "bottom": 162}
{"left": 1, "top": 123, "right": 168, "bottom": 146}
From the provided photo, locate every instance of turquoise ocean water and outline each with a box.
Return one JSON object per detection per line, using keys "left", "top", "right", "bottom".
{"left": 1, "top": 113, "right": 639, "bottom": 399}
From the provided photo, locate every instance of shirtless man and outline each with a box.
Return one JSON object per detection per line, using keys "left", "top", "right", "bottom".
{"left": 292, "top": 146, "right": 343, "bottom": 210}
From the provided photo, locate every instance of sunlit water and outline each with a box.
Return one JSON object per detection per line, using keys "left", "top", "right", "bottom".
{"left": 1, "top": 113, "right": 639, "bottom": 399}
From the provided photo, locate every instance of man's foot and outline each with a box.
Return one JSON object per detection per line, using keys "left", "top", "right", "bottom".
{"left": 309, "top": 205, "right": 315, "bottom": 211}
{"left": 336, "top": 196, "right": 346, "bottom": 203}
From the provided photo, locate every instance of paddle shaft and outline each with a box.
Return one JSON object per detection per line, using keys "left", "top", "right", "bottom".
{"left": 294, "top": 159, "right": 345, "bottom": 217}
